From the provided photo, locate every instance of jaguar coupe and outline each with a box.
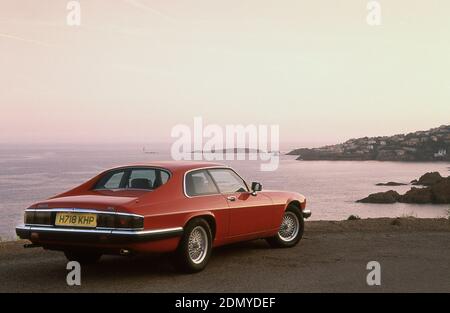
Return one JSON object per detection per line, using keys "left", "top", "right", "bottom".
{"left": 16, "top": 161, "right": 310, "bottom": 272}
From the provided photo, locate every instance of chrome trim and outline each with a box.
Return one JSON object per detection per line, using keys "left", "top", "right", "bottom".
{"left": 183, "top": 166, "right": 250, "bottom": 198}
{"left": 16, "top": 225, "right": 183, "bottom": 237}
{"left": 25, "top": 208, "right": 143, "bottom": 219}
{"left": 302, "top": 209, "right": 312, "bottom": 219}
{"left": 111, "top": 227, "right": 183, "bottom": 236}
{"left": 17, "top": 225, "right": 111, "bottom": 234}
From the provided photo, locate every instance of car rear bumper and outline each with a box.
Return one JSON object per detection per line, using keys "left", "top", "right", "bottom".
{"left": 302, "top": 209, "right": 312, "bottom": 219}
{"left": 16, "top": 225, "right": 183, "bottom": 244}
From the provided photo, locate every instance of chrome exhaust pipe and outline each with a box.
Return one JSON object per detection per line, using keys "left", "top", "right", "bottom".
{"left": 120, "top": 249, "right": 131, "bottom": 256}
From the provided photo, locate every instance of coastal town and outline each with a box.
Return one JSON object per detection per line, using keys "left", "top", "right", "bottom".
{"left": 288, "top": 125, "right": 450, "bottom": 161}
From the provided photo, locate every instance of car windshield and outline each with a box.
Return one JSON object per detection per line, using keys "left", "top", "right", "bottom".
{"left": 93, "top": 167, "right": 170, "bottom": 190}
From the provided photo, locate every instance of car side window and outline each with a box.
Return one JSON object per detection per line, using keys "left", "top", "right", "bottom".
{"left": 103, "top": 172, "right": 124, "bottom": 189}
{"left": 185, "top": 170, "right": 219, "bottom": 197}
{"left": 208, "top": 169, "right": 248, "bottom": 194}
{"left": 160, "top": 171, "right": 170, "bottom": 184}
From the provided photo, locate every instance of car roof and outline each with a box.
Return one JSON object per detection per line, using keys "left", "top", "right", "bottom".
{"left": 107, "top": 161, "right": 226, "bottom": 173}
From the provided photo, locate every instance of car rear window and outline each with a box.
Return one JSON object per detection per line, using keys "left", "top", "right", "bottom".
{"left": 94, "top": 167, "right": 170, "bottom": 190}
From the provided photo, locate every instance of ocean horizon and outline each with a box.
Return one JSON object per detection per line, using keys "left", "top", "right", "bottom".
{"left": 0, "top": 145, "right": 449, "bottom": 240}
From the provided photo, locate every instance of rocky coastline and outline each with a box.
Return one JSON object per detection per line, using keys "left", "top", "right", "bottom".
{"left": 288, "top": 125, "right": 450, "bottom": 161}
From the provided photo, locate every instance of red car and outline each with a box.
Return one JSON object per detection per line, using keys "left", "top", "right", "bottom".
{"left": 16, "top": 161, "right": 310, "bottom": 272}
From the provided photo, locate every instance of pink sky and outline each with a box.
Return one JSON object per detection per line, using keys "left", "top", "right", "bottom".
{"left": 0, "top": 0, "right": 449, "bottom": 146}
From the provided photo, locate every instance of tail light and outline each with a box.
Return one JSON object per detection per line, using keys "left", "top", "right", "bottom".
{"left": 97, "top": 214, "right": 143, "bottom": 229}
{"left": 116, "top": 215, "right": 144, "bottom": 229}
{"left": 96, "top": 214, "right": 115, "bottom": 228}
{"left": 24, "top": 211, "right": 52, "bottom": 225}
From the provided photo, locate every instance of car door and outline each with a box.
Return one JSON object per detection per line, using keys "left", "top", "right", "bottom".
{"left": 207, "top": 168, "right": 273, "bottom": 238}
{"left": 184, "top": 169, "right": 231, "bottom": 241}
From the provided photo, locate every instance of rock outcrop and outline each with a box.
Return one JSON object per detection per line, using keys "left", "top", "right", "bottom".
{"left": 411, "top": 172, "right": 443, "bottom": 186}
{"left": 357, "top": 190, "right": 401, "bottom": 203}
{"left": 400, "top": 188, "right": 434, "bottom": 204}
{"left": 358, "top": 173, "right": 450, "bottom": 204}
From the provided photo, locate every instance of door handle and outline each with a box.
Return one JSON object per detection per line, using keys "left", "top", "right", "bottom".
{"left": 227, "top": 196, "right": 236, "bottom": 202}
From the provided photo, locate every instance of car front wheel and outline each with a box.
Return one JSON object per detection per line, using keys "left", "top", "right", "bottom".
{"left": 175, "top": 218, "right": 212, "bottom": 273}
{"left": 266, "top": 205, "right": 304, "bottom": 248}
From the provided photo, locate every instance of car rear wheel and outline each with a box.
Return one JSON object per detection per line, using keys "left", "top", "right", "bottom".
{"left": 175, "top": 218, "right": 212, "bottom": 273}
{"left": 64, "top": 250, "right": 102, "bottom": 265}
{"left": 266, "top": 205, "right": 304, "bottom": 248}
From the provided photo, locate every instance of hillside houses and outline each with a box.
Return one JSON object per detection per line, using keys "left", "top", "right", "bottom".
{"left": 288, "top": 125, "right": 450, "bottom": 161}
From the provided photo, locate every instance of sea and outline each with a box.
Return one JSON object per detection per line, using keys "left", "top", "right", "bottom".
{"left": 0, "top": 144, "right": 449, "bottom": 240}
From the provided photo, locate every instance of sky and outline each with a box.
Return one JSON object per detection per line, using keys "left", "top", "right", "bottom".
{"left": 0, "top": 0, "right": 449, "bottom": 148}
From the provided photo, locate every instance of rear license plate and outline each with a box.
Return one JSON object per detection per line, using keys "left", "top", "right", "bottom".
{"left": 55, "top": 212, "right": 97, "bottom": 228}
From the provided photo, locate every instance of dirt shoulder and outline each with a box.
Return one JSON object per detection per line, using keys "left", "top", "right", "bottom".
{"left": 307, "top": 217, "right": 450, "bottom": 233}
{"left": 1, "top": 218, "right": 449, "bottom": 292}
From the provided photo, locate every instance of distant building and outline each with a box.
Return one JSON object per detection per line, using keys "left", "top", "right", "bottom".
{"left": 404, "top": 138, "right": 420, "bottom": 146}
{"left": 434, "top": 149, "right": 447, "bottom": 158}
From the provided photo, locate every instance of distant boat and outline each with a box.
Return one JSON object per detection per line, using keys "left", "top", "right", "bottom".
{"left": 142, "top": 147, "right": 157, "bottom": 154}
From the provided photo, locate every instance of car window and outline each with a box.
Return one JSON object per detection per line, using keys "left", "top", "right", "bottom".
{"left": 127, "top": 169, "right": 156, "bottom": 189}
{"left": 103, "top": 172, "right": 124, "bottom": 189}
{"left": 94, "top": 168, "right": 170, "bottom": 190}
{"left": 208, "top": 169, "right": 248, "bottom": 193}
{"left": 160, "top": 171, "right": 170, "bottom": 184}
{"left": 185, "top": 170, "right": 219, "bottom": 196}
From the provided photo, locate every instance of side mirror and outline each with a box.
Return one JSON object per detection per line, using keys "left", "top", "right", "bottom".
{"left": 251, "top": 182, "right": 262, "bottom": 195}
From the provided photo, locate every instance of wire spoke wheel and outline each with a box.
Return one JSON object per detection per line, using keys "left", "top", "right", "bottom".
{"left": 188, "top": 226, "right": 208, "bottom": 264}
{"left": 278, "top": 211, "right": 299, "bottom": 242}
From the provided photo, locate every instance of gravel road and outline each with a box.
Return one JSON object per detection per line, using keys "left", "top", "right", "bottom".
{"left": 1, "top": 218, "right": 449, "bottom": 292}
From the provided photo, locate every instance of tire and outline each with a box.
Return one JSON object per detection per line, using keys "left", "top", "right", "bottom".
{"left": 175, "top": 218, "right": 212, "bottom": 273}
{"left": 64, "top": 250, "right": 102, "bottom": 265}
{"left": 266, "top": 204, "right": 304, "bottom": 248}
